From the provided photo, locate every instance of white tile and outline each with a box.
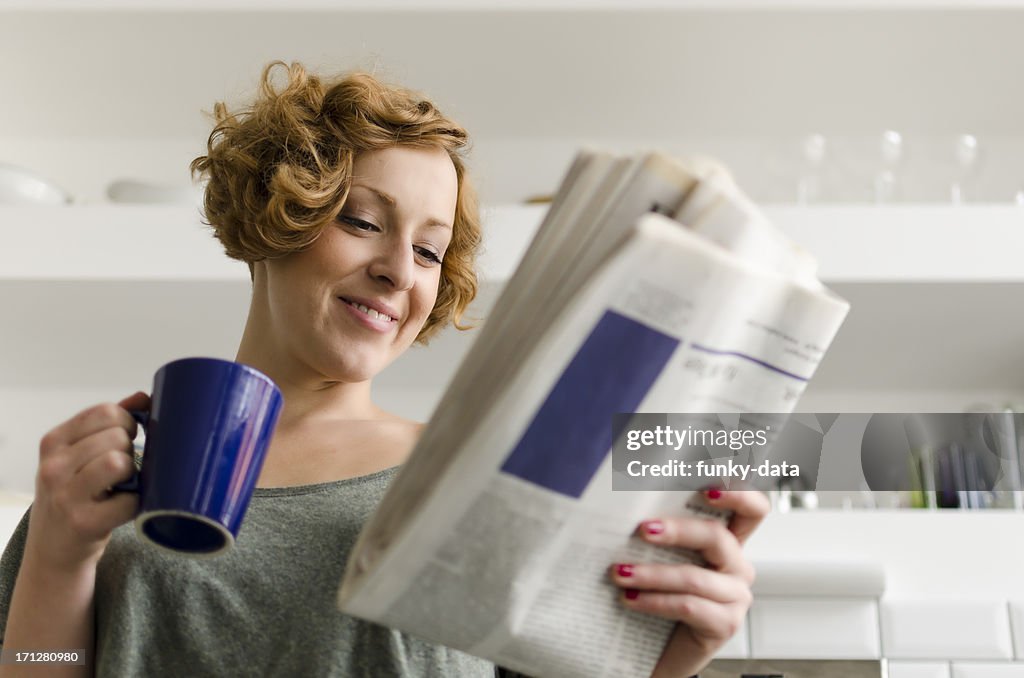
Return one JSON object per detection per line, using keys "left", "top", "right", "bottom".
{"left": 952, "top": 662, "right": 1024, "bottom": 678}
{"left": 882, "top": 599, "right": 1013, "bottom": 660}
{"left": 714, "top": 616, "right": 749, "bottom": 659}
{"left": 888, "top": 662, "right": 950, "bottom": 678}
{"left": 749, "top": 597, "right": 880, "bottom": 659}
{"left": 1011, "top": 601, "right": 1024, "bottom": 660}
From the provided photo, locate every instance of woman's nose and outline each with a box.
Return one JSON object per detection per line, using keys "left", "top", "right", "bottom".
{"left": 368, "top": 240, "right": 415, "bottom": 291}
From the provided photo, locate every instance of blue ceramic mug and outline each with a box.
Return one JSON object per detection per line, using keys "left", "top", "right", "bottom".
{"left": 112, "top": 357, "right": 283, "bottom": 557}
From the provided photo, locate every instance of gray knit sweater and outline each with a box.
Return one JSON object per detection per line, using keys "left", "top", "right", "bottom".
{"left": 0, "top": 466, "right": 498, "bottom": 677}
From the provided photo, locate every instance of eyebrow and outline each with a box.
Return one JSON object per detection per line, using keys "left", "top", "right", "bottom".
{"left": 351, "top": 183, "right": 452, "bottom": 231}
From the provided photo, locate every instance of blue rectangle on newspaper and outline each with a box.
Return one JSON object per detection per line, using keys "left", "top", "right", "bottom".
{"left": 500, "top": 310, "right": 679, "bottom": 497}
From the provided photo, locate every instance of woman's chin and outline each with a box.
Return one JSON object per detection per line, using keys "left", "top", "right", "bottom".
{"left": 322, "top": 353, "right": 389, "bottom": 384}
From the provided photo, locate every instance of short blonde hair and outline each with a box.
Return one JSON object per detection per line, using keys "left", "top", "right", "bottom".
{"left": 190, "top": 61, "right": 481, "bottom": 343}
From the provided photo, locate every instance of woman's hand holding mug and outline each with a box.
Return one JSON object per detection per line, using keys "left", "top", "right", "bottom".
{"left": 26, "top": 391, "right": 150, "bottom": 572}
{"left": 25, "top": 356, "right": 284, "bottom": 569}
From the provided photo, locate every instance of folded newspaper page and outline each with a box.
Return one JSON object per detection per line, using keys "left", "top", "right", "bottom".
{"left": 336, "top": 151, "right": 850, "bottom": 678}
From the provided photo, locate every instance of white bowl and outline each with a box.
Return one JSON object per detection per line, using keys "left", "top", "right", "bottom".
{"left": 107, "top": 179, "right": 204, "bottom": 205}
{"left": 0, "top": 163, "right": 72, "bottom": 205}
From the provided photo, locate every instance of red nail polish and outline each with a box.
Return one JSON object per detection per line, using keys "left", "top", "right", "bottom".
{"left": 625, "top": 588, "right": 640, "bottom": 600}
{"left": 707, "top": 488, "right": 722, "bottom": 500}
{"left": 642, "top": 520, "right": 664, "bottom": 535}
{"left": 616, "top": 564, "right": 634, "bottom": 577}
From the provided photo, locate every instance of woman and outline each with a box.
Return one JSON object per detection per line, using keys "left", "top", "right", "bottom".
{"left": 0, "top": 61, "right": 768, "bottom": 677}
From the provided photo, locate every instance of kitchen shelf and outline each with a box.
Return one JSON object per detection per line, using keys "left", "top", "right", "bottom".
{"left": 2, "top": 204, "right": 1023, "bottom": 396}
{"left": 5, "top": 203, "right": 1024, "bottom": 282}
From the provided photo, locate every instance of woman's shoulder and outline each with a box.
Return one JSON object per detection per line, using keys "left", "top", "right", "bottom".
{"left": 339, "top": 408, "right": 427, "bottom": 469}
{"left": 372, "top": 409, "right": 426, "bottom": 440}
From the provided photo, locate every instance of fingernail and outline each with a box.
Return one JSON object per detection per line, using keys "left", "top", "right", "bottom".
{"left": 624, "top": 588, "right": 640, "bottom": 600}
{"left": 707, "top": 488, "right": 723, "bottom": 500}
{"left": 616, "top": 564, "right": 634, "bottom": 578}
{"left": 641, "top": 520, "right": 664, "bottom": 535}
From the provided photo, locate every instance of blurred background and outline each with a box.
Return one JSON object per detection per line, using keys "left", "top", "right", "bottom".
{"left": 2, "top": 2, "right": 1024, "bottom": 673}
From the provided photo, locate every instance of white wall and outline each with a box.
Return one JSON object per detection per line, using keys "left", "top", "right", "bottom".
{"left": 0, "top": 387, "right": 130, "bottom": 494}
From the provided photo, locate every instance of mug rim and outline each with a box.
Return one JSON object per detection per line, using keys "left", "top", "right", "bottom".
{"left": 157, "top": 357, "right": 280, "bottom": 394}
{"left": 135, "top": 509, "right": 236, "bottom": 559}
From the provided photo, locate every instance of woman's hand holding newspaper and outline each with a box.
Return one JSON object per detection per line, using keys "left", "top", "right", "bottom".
{"left": 609, "top": 488, "right": 770, "bottom": 678}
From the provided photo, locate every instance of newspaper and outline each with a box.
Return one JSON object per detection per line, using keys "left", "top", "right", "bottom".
{"left": 336, "top": 151, "right": 850, "bottom": 678}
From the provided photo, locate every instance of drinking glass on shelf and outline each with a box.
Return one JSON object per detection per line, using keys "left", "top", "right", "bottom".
{"left": 796, "top": 133, "right": 827, "bottom": 205}
{"left": 873, "top": 130, "right": 904, "bottom": 204}
{"left": 950, "top": 133, "right": 981, "bottom": 205}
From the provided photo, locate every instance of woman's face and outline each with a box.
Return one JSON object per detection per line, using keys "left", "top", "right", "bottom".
{"left": 263, "top": 145, "right": 458, "bottom": 384}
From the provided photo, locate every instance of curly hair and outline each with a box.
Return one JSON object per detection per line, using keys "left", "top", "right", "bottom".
{"left": 190, "top": 60, "right": 481, "bottom": 343}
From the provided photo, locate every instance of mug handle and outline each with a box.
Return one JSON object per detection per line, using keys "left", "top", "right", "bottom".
{"left": 110, "top": 409, "right": 150, "bottom": 494}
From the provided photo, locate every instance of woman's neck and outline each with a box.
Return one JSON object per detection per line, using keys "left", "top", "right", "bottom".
{"left": 234, "top": 343, "right": 383, "bottom": 430}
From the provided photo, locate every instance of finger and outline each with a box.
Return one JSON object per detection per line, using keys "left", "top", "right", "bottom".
{"left": 117, "top": 390, "right": 151, "bottom": 415}
{"left": 609, "top": 562, "right": 751, "bottom": 604}
{"left": 42, "top": 399, "right": 140, "bottom": 454}
{"left": 36, "top": 424, "right": 134, "bottom": 493}
{"left": 620, "top": 589, "right": 747, "bottom": 639}
{"left": 637, "top": 517, "right": 753, "bottom": 581}
{"left": 703, "top": 487, "right": 771, "bottom": 544}
{"left": 68, "top": 426, "right": 134, "bottom": 477}
{"left": 58, "top": 451, "right": 139, "bottom": 540}
{"left": 70, "top": 448, "right": 138, "bottom": 503}
{"left": 115, "top": 391, "right": 149, "bottom": 444}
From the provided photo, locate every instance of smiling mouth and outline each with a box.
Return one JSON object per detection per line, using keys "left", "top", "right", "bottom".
{"left": 339, "top": 298, "right": 396, "bottom": 323}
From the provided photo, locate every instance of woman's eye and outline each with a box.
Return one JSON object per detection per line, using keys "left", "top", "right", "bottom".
{"left": 415, "top": 246, "right": 442, "bottom": 265}
{"left": 338, "top": 215, "right": 379, "bottom": 232}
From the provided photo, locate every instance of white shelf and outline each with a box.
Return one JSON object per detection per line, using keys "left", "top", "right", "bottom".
{"left": 762, "top": 205, "right": 1024, "bottom": 282}
{"left": 1, "top": 204, "right": 1022, "bottom": 394}
{"left": 5, "top": 204, "right": 1024, "bottom": 283}
{"left": 0, "top": 206, "right": 242, "bottom": 281}
{"left": 0, "top": 204, "right": 538, "bottom": 284}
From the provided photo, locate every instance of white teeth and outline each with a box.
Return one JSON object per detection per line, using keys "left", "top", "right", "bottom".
{"left": 348, "top": 300, "right": 393, "bottom": 322}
